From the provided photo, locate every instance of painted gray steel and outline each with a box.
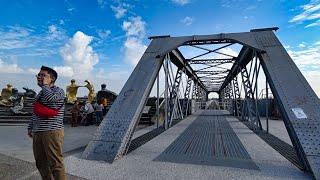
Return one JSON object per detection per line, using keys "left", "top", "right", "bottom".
{"left": 82, "top": 28, "right": 320, "bottom": 179}
{"left": 154, "top": 110, "right": 258, "bottom": 170}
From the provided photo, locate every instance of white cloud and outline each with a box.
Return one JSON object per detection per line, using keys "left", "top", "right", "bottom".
{"left": 97, "top": 29, "right": 111, "bottom": 39}
{"left": 298, "top": 43, "right": 306, "bottom": 48}
{"left": 28, "top": 68, "right": 39, "bottom": 74}
{"left": 246, "top": 5, "right": 257, "bottom": 10}
{"left": 181, "top": 16, "right": 194, "bottom": 26}
{"left": 60, "top": 31, "right": 99, "bottom": 79}
{"left": 288, "top": 42, "right": 320, "bottom": 97}
{"left": 123, "top": 37, "right": 147, "bottom": 66}
{"left": 289, "top": 1, "right": 320, "bottom": 28}
{"left": 301, "top": 70, "right": 320, "bottom": 97}
{"left": 96, "top": 68, "right": 106, "bottom": 79}
{"left": 0, "top": 26, "right": 33, "bottom": 49}
{"left": 122, "top": 16, "right": 147, "bottom": 66}
{"left": 0, "top": 25, "right": 67, "bottom": 54}
{"left": 47, "top": 25, "right": 67, "bottom": 41}
{"left": 68, "top": 8, "right": 75, "bottom": 12}
{"left": 171, "top": 0, "right": 190, "bottom": 5}
{"left": 53, "top": 66, "right": 74, "bottom": 77}
{"left": 0, "top": 59, "right": 24, "bottom": 73}
{"left": 97, "top": 0, "right": 106, "bottom": 8}
{"left": 122, "top": 16, "right": 146, "bottom": 38}
{"left": 305, "top": 19, "right": 320, "bottom": 27}
{"left": 288, "top": 43, "right": 320, "bottom": 66}
{"left": 111, "top": 5, "right": 127, "bottom": 19}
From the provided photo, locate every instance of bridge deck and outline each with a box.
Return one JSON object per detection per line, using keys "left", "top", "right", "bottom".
{"left": 154, "top": 110, "right": 258, "bottom": 170}
{"left": 65, "top": 110, "right": 312, "bottom": 180}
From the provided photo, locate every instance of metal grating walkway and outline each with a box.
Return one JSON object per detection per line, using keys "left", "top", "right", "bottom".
{"left": 154, "top": 110, "right": 258, "bottom": 170}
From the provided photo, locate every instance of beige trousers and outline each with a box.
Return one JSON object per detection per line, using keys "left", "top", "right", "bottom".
{"left": 33, "top": 129, "right": 66, "bottom": 180}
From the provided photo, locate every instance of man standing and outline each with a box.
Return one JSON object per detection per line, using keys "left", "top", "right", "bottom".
{"left": 28, "top": 66, "right": 66, "bottom": 180}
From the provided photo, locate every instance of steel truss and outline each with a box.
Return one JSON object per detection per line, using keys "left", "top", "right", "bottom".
{"left": 82, "top": 28, "right": 320, "bottom": 179}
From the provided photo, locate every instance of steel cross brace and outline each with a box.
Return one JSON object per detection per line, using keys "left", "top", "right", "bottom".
{"left": 168, "top": 67, "right": 183, "bottom": 127}
{"left": 183, "top": 78, "right": 192, "bottom": 117}
{"left": 240, "top": 66, "right": 262, "bottom": 130}
{"left": 232, "top": 76, "right": 241, "bottom": 117}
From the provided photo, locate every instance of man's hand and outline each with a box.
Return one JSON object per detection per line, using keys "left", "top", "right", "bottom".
{"left": 27, "top": 129, "right": 33, "bottom": 138}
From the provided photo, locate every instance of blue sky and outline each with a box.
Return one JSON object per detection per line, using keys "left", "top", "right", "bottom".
{"left": 0, "top": 0, "right": 319, "bottom": 96}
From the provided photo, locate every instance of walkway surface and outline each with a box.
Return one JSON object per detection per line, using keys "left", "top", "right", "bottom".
{"left": 0, "top": 110, "right": 313, "bottom": 179}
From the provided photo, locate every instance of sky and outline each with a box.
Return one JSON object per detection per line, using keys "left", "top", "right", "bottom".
{"left": 0, "top": 0, "right": 319, "bottom": 97}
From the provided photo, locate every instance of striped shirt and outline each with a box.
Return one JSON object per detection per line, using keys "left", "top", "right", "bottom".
{"left": 28, "top": 85, "right": 65, "bottom": 132}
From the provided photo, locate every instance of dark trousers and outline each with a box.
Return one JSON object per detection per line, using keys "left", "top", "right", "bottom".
{"left": 85, "top": 113, "right": 93, "bottom": 125}
{"left": 95, "top": 111, "right": 103, "bottom": 124}
{"left": 33, "top": 129, "right": 66, "bottom": 180}
{"left": 71, "top": 112, "right": 79, "bottom": 127}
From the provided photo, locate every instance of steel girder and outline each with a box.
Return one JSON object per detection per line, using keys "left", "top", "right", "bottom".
{"left": 82, "top": 28, "right": 320, "bottom": 179}
{"left": 256, "top": 31, "right": 320, "bottom": 178}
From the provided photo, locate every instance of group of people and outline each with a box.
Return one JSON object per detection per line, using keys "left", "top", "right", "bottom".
{"left": 69, "top": 99, "right": 105, "bottom": 127}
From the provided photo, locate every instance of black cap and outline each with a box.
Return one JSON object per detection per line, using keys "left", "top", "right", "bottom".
{"left": 41, "top": 66, "right": 58, "bottom": 81}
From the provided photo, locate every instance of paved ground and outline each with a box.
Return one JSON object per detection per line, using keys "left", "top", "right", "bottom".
{"left": 0, "top": 124, "right": 98, "bottom": 179}
{"left": 0, "top": 124, "right": 98, "bottom": 162}
{"left": 64, "top": 110, "right": 312, "bottom": 180}
{"left": 0, "top": 111, "right": 313, "bottom": 180}
{"left": 0, "top": 123, "right": 153, "bottom": 179}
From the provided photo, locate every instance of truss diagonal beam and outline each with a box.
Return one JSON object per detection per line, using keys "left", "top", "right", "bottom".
{"left": 188, "top": 58, "right": 235, "bottom": 64}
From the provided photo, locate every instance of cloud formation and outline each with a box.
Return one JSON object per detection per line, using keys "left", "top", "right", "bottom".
{"left": 0, "top": 26, "right": 33, "bottom": 49}
{"left": 289, "top": 0, "right": 320, "bottom": 28}
{"left": 97, "top": 29, "right": 111, "bottom": 39}
{"left": 122, "top": 16, "right": 147, "bottom": 66}
{"left": 171, "top": 0, "right": 190, "bottom": 5}
{"left": 111, "top": 4, "right": 128, "bottom": 19}
{"left": 288, "top": 41, "right": 320, "bottom": 96}
{"left": 97, "top": 0, "right": 107, "bottom": 8}
{"left": 47, "top": 25, "right": 67, "bottom": 41}
{"left": 0, "top": 59, "right": 24, "bottom": 73}
{"left": 181, "top": 16, "right": 194, "bottom": 26}
{"left": 288, "top": 42, "right": 320, "bottom": 67}
{"left": 60, "top": 31, "right": 99, "bottom": 79}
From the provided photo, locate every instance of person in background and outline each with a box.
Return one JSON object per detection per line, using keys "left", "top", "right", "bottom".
{"left": 80, "top": 101, "right": 94, "bottom": 126}
{"left": 27, "top": 66, "right": 66, "bottom": 180}
{"left": 69, "top": 100, "right": 80, "bottom": 127}
{"left": 97, "top": 84, "right": 108, "bottom": 116}
{"left": 93, "top": 100, "right": 104, "bottom": 125}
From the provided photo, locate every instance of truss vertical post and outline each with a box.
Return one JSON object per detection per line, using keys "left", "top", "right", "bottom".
{"left": 164, "top": 54, "right": 169, "bottom": 129}
{"left": 183, "top": 78, "right": 192, "bottom": 117}
{"left": 266, "top": 77, "right": 269, "bottom": 133}
{"left": 233, "top": 76, "right": 241, "bottom": 117}
{"left": 156, "top": 73, "right": 160, "bottom": 128}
